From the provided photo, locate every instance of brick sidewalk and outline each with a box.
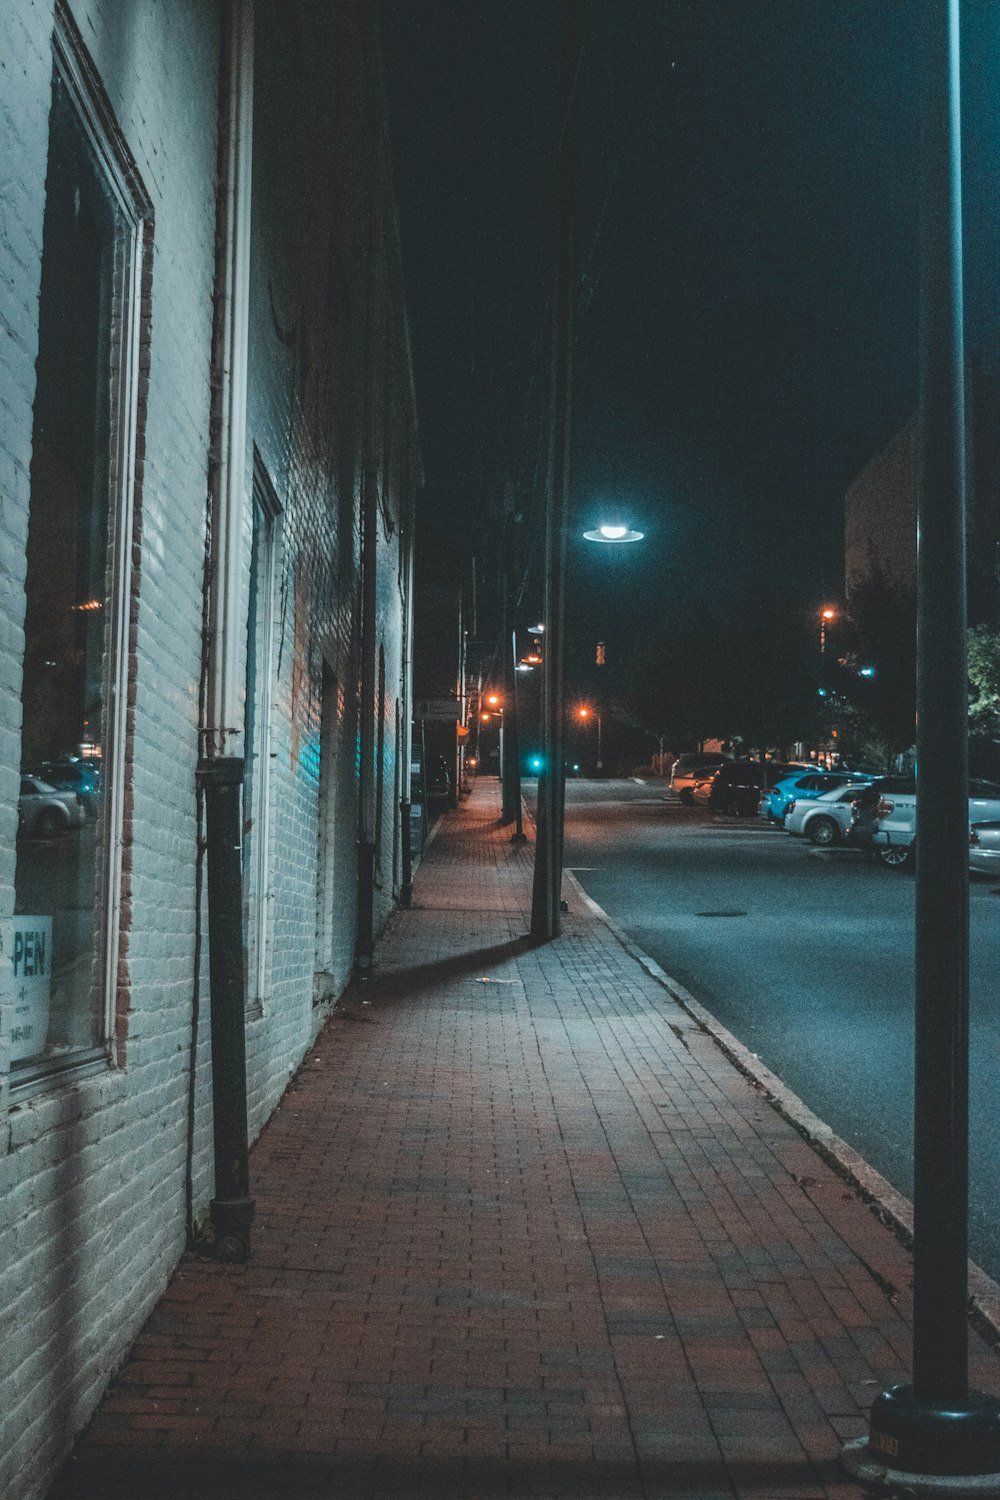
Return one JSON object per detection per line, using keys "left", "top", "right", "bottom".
{"left": 51, "top": 780, "right": 1000, "bottom": 1498}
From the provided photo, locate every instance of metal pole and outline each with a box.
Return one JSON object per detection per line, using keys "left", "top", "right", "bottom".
{"left": 912, "top": 0, "right": 970, "bottom": 1406}
{"left": 844, "top": 0, "right": 1000, "bottom": 1479}
{"left": 510, "top": 630, "right": 527, "bottom": 843}
{"left": 530, "top": 0, "right": 578, "bottom": 937}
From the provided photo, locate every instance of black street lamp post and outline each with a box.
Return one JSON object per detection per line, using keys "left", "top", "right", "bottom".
{"left": 843, "top": 1, "right": 1000, "bottom": 1483}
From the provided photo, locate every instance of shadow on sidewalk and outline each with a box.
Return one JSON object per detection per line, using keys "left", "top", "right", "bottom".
{"left": 344, "top": 935, "right": 545, "bottom": 1007}
{"left": 50, "top": 1446, "right": 853, "bottom": 1499}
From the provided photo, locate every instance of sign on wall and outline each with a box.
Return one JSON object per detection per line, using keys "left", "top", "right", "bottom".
{"left": 2, "top": 916, "right": 52, "bottom": 1063}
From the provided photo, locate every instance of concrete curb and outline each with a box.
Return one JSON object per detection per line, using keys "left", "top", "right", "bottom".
{"left": 560, "top": 863, "right": 1000, "bottom": 1354}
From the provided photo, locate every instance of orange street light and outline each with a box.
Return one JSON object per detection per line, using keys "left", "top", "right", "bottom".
{"left": 819, "top": 606, "right": 837, "bottom": 658}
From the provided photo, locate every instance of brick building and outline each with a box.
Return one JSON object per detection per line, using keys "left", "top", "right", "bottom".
{"left": 845, "top": 363, "right": 1000, "bottom": 624}
{"left": 0, "top": 4, "right": 419, "bottom": 1496}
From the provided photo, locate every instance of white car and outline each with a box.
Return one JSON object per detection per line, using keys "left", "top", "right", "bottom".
{"left": 18, "top": 774, "right": 86, "bottom": 838}
{"left": 784, "top": 781, "right": 874, "bottom": 846}
{"left": 669, "top": 752, "right": 731, "bottom": 801}
{"left": 969, "top": 821, "right": 1000, "bottom": 876}
{"left": 872, "top": 779, "right": 1000, "bottom": 870}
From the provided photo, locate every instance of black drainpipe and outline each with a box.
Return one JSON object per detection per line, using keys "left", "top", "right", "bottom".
{"left": 197, "top": 756, "right": 255, "bottom": 1261}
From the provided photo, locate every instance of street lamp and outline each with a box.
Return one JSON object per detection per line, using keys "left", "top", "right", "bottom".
{"left": 576, "top": 705, "right": 602, "bottom": 771}
{"left": 819, "top": 605, "right": 837, "bottom": 659}
{"left": 583, "top": 522, "right": 644, "bottom": 544}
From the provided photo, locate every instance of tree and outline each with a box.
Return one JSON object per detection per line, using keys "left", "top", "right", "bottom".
{"left": 968, "top": 625, "right": 1000, "bottom": 733}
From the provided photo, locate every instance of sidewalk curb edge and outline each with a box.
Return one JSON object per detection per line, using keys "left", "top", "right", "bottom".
{"left": 562, "top": 866, "right": 1000, "bottom": 1352}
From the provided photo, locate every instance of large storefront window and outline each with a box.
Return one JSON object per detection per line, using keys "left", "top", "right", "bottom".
{"left": 12, "top": 25, "right": 146, "bottom": 1081}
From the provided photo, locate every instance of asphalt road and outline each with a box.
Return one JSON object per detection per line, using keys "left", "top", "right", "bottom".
{"left": 551, "top": 776, "right": 1000, "bottom": 1282}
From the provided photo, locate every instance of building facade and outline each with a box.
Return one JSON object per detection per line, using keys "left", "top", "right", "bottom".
{"left": 845, "top": 364, "right": 1000, "bottom": 625}
{"left": 0, "top": 4, "right": 419, "bottom": 1495}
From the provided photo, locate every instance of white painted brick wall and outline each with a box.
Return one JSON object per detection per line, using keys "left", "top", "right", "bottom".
{"left": 0, "top": 4, "right": 219, "bottom": 1496}
{"left": 0, "top": 4, "right": 417, "bottom": 1497}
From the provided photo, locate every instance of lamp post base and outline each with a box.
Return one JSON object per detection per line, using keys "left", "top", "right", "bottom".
{"left": 842, "top": 1385, "right": 1000, "bottom": 1493}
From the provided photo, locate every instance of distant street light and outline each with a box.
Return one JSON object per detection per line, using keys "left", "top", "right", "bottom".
{"left": 583, "top": 522, "right": 644, "bottom": 544}
{"left": 819, "top": 605, "right": 837, "bottom": 659}
{"left": 577, "top": 704, "right": 603, "bottom": 770}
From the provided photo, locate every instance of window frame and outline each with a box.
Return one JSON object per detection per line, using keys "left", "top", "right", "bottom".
{"left": 12, "top": 9, "right": 150, "bottom": 1088}
{"left": 243, "top": 453, "right": 281, "bottom": 1016}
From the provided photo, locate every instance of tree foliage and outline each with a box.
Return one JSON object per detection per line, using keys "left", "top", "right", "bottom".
{"left": 968, "top": 625, "right": 1000, "bottom": 727}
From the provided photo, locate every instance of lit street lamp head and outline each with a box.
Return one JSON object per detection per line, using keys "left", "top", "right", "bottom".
{"left": 583, "top": 523, "right": 644, "bottom": 543}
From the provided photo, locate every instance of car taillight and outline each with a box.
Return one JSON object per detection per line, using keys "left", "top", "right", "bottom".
{"left": 786, "top": 800, "right": 796, "bottom": 815}
{"left": 876, "top": 799, "right": 893, "bottom": 817}
{"left": 970, "top": 829, "right": 980, "bottom": 845}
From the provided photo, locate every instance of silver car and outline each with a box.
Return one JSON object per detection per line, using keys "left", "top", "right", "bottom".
{"left": 18, "top": 774, "right": 86, "bottom": 838}
{"left": 969, "top": 821, "right": 1000, "bottom": 875}
{"left": 871, "top": 779, "right": 1000, "bottom": 870}
{"left": 784, "top": 782, "right": 874, "bottom": 846}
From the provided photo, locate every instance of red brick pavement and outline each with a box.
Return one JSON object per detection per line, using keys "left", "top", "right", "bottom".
{"left": 49, "top": 780, "right": 1000, "bottom": 1498}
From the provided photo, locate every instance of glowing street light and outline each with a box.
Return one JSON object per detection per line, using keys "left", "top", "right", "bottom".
{"left": 583, "top": 522, "right": 644, "bottom": 544}
{"left": 576, "top": 704, "right": 603, "bottom": 770}
{"left": 819, "top": 605, "right": 837, "bottom": 658}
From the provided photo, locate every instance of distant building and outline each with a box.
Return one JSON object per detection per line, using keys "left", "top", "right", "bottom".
{"left": 845, "top": 364, "right": 1000, "bottom": 623}
{"left": 0, "top": 4, "right": 419, "bottom": 1496}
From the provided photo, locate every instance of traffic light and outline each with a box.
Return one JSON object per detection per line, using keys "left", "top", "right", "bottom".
{"left": 596, "top": 641, "right": 606, "bottom": 665}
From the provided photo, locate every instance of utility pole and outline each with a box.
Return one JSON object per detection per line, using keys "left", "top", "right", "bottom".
{"left": 844, "top": 0, "right": 1000, "bottom": 1482}
{"left": 500, "top": 511, "right": 518, "bottom": 825}
{"left": 509, "top": 630, "right": 527, "bottom": 843}
{"left": 531, "top": 0, "right": 579, "bottom": 938}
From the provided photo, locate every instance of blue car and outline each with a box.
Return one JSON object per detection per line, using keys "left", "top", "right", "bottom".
{"left": 764, "top": 770, "right": 873, "bottom": 823}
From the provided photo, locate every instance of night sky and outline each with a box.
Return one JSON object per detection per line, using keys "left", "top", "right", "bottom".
{"left": 380, "top": 2, "right": 1000, "bottom": 674}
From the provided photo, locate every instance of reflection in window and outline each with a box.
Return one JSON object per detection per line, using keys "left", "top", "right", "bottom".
{"left": 13, "top": 44, "right": 144, "bottom": 1078}
{"left": 243, "top": 473, "right": 279, "bottom": 1011}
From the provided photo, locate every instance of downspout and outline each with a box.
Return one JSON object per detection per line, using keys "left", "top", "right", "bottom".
{"left": 198, "top": 0, "right": 255, "bottom": 1263}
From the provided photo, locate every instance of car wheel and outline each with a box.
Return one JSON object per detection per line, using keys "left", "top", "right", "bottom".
{"left": 807, "top": 815, "right": 838, "bottom": 847}
{"left": 678, "top": 788, "right": 693, "bottom": 804}
{"left": 35, "top": 809, "right": 65, "bottom": 839}
{"left": 879, "top": 842, "right": 914, "bottom": 871}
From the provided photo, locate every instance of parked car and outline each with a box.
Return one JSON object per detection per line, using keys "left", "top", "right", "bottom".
{"left": 27, "top": 757, "right": 101, "bottom": 818}
{"left": 690, "top": 770, "right": 721, "bottom": 805}
{"left": 969, "top": 820, "right": 1000, "bottom": 876}
{"left": 869, "top": 779, "right": 1000, "bottom": 870}
{"left": 762, "top": 769, "right": 873, "bottom": 824}
{"left": 707, "top": 760, "right": 810, "bottom": 817}
{"left": 427, "top": 755, "right": 452, "bottom": 803}
{"left": 669, "top": 751, "right": 731, "bottom": 802}
{"left": 846, "top": 777, "right": 916, "bottom": 849}
{"left": 783, "top": 780, "right": 876, "bottom": 845}
{"left": 18, "top": 774, "right": 86, "bottom": 837}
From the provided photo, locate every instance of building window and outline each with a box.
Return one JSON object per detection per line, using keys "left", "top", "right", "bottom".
{"left": 243, "top": 459, "right": 280, "bottom": 1012}
{"left": 12, "top": 15, "right": 148, "bottom": 1082}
